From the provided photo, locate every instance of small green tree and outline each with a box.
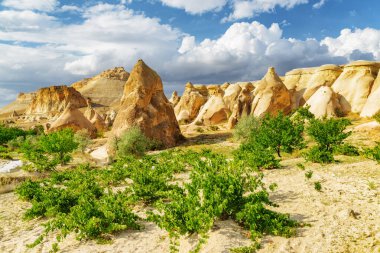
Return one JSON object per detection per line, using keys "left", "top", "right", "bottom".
{"left": 39, "top": 129, "right": 78, "bottom": 165}
{"left": 252, "top": 112, "right": 305, "bottom": 157}
{"left": 0, "top": 125, "right": 36, "bottom": 145}
{"left": 305, "top": 117, "right": 351, "bottom": 163}
{"left": 115, "top": 126, "right": 155, "bottom": 157}
{"left": 233, "top": 115, "right": 260, "bottom": 141}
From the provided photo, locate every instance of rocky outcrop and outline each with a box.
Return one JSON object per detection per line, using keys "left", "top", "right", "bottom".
{"left": 227, "top": 86, "right": 253, "bottom": 129}
{"left": 360, "top": 71, "right": 380, "bottom": 117}
{"left": 303, "top": 65, "right": 343, "bottom": 101}
{"left": 0, "top": 92, "right": 36, "bottom": 117}
{"left": 111, "top": 60, "right": 183, "bottom": 147}
{"left": 169, "top": 91, "right": 181, "bottom": 107}
{"left": 284, "top": 68, "right": 316, "bottom": 108}
{"left": 26, "top": 86, "right": 87, "bottom": 117}
{"left": 174, "top": 82, "right": 209, "bottom": 124}
{"left": 72, "top": 67, "right": 130, "bottom": 106}
{"left": 251, "top": 67, "right": 292, "bottom": 117}
{"left": 49, "top": 105, "right": 96, "bottom": 137}
{"left": 223, "top": 84, "right": 242, "bottom": 112}
{"left": 193, "top": 87, "right": 230, "bottom": 125}
{"left": 84, "top": 107, "right": 107, "bottom": 132}
{"left": 332, "top": 61, "right": 380, "bottom": 114}
{"left": 304, "top": 86, "right": 342, "bottom": 118}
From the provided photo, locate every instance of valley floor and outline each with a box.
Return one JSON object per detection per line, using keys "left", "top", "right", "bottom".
{"left": 0, "top": 157, "right": 379, "bottom": 253}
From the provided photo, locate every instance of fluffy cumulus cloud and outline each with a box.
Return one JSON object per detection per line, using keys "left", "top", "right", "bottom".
{"left": 0, "top": 1, "right": 380, "bottom": 107}
{"left": 322, "top": 28, "right": 380, "bottom": 60}
{"left": 160, "top": 0, "right": 227, "bottom": 14}
{"left": 225, "top": 0, "right": 309, "bottom": 21}
{"left": 1, "top": 0, "right": 58, "bottom": 12}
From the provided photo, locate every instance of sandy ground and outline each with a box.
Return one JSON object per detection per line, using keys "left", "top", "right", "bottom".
{"left": 0, "top": 157, "right": 379, "bottom": 253}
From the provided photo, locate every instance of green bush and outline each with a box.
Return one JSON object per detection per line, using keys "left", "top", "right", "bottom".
{"left": 363, "top": 143, "right": 380, "bottom": 163}
{"left": 233, "top": 116, "right": 260, "bottom": 141}
{"left": 21, "top": 129, "right": 79, "bottom": 171}
{"left": 305, "top": 118, "right": 351, "bottom": 163}
{"left": 334, "top": 143, "right": 359, "bottom": 156}
{"left": 74, "top": 130, "right": 92, "bottom": 153}
{"left": 373, "top": 112, "right": 380, "bottom": 123}
{"left": 0, "top": 125, "right": 36, "bottom": 145}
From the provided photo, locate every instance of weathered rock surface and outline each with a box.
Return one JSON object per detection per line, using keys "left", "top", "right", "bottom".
{"left": 193, "top": 87, "right": 230, "bottom": 125}
{"left": 304, "top": 86, "right": 342, "bottom": 118}
{"left": 49, "top": 105, "right": 96, "bottom": 137}
{"left": 26, "top": 86, "right": 87, "bottom": 117}
{"left": 111, "top": 60, "right": 183, "bottom": 147}
{"left": 0, "top": 92, "right": 36, "bottom": 117}
{"left": 169, "top": 91, "right": 181, "bottom": 107}
{"left": 223, "top": 84, "right": 242, "bottom": 112}
{"left": 227, "top": 86, "right": 253, "bottom": 129}
{"left": 332, "top": 61, "right": 380, "bottom": 114}
{"left": 360, "top": 71, "right": 380, "bottom": 117}
{"left": 174, "top": 83, "right": 208, "bottom": 123}
{"left": 84, "top": 107, "right": 107, "bottom": 132}
{"left": 72, "top": 67, "right": 130, "bottom": 107}
{"left": 251, "top": 67, "right": 292, "bottom": 117}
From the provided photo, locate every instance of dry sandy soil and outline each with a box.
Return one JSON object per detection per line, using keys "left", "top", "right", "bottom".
{"left": 0, "top": 156, "right": 379, "bottom": 253}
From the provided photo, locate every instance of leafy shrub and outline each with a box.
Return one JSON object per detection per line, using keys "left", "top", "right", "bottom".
{"left": 305, "top": 171, "right": 313, "bottom": 180}
{"left": 74, "top": 130, "right": 92, "bottom": 153}
{"left": 233, "top": 116, "right": 260, "bottom": 141}
{"left": 235, "top": 145, "right": 280, "bottom": 170}
{"left": 115, "top": 126, "right": 159, "bottom": 157}
{"left": 334, "top": 143, "right": 359, "bottom": 156}
{"left": 21, "top": 129, "right": 79, "bottom": 171}
{"left": 363, "top": 143, "right": 380, "bottom": 163}
{"left": 373, "top": 112, "right": 380, "bottom": 123}
{"left": 0, "top": 125, "right": 36, "bottom": 145}
{"left": 314, "top": 182, "right": 322, "bottom": 192}
{"left": 305, "top": 118, "right": 351, "bottom": 163}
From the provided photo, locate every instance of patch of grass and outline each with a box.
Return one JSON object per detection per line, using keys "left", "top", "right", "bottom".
{"left": 314, "top": 181, "right": 322, "bottom": 192}
{"left": 305, "top": 171, "right": 313, "bottom": 180}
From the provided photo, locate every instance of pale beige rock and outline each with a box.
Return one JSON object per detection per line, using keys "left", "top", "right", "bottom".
{"left": 251, "top": 67, "right": 292, "bottom": 117}
{"left": 111, "top": 60, "right": 183, "bottom": 147}
{"left": 0, "top": 92, "right": 35, "bottom": 117}
{"left": 360, "top": 71, "right": 380, "bottom": 117}
{"left": 303, "top": 65, "right": 343, "bottom": 101}
{"left": 220, "top": 82, "right": 230, "bottom": 91}
{"left": 72, "top": 67, "right": 130, "bottom": 107}
{"left": 49, "top": 105, "right": 96, "bottom": 137}
{"left": 227, "top": 87, "right": 253, "bottom": 129}
{"left": 353, "top": 121, "right": 380, "bottom": 131}
{"left": 26, "top": 86, "right": 87, "bottom": 116}
{"left": 169, "top": 91, "right": 180, "bottom": 107}
{"left": 304, "top": 86, "right": 342, "bottom": 118}
{"left": 223, "top": 84, "right": 242, "bottom": 112}
{"left": 193, "top": 88, "right": 230, "bottom": 126}
{"left": 332, "top": 61, "right": 380, "bottom": 114}
{"left": 84, "top": 106, "right": 107, "bottom": 132}
{"left": 174, "top": 82, "right": 208, "bottom": 124}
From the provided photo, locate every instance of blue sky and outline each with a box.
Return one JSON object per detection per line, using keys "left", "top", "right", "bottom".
{"left": 0, "top": 0, "right": 380, "bottom": 106}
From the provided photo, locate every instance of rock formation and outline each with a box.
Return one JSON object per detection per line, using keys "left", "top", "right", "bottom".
{"left": 227, "top": 86, "right": 253, "bottom": 129}
{"left": 84, "top": 106, "right": 107, "bottom": 132}
{"left": 174, "top": 83, "right": 208, "bottom": 123}
{"left": 49, "top": 105, "right": 96, "bottom": 137}
{"left": 72, "top": 67, "right": 130, "bottom": 107}
{"left": 304, "top": 86, "right": 342, "bottom": 118}
{"left": 26, "top": 86, "right": 87, "bottom": 117}
{"left": 360, "top": 71, "right": 380, "bottom": 117}
{"left": 169, "top": 91, "right": 181, "bottom": 107}
{"left": 332, "top": 61, "right": 380, "bottom": 114}
{"left": 251, "top": 67, "right": 292, "bottom": 117}
{"left": 223, "top": 84, "right": 242, "bottom": 112}
{"left": 111, "top": 60, "right": 183, "bottom": 147}
{"left": 0, "top": 92, "right": 36, "bottom": 117}
{"left": 193, "top": 86, "right": 230, "bottom": 125}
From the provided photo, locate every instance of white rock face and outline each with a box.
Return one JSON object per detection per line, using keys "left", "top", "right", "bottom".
{"left": 304, "top": 86, "right": 342, "bottom": 118}
{"left": 0, "top": 160, "right": 23, "bottom": 173}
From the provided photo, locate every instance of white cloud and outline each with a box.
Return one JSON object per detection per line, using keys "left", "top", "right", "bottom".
{"left": 225, "top": 0, "right": 309, "bottom": 21}
{"left": 1, "top": 0, "right": 58, "bottom": 12}
{"left": 60, "top": 5, "right": 82, "bottom": 13}
{"left": 0, "top": 10, "right": 58, "bottom": 31}
{"left": 160, "top": 0, "right": 227, "bottom": 14}
{"left": 322, "top": 28, "right": 380, "bottom": 60}
{"left": 313, "top": 0, "right": 326, "bottom": 9}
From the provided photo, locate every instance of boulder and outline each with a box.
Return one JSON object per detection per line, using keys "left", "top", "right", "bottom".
{"left": 26, "top": 86, "right": 87, "bottom": 116}
{"left": 332, "top": 61, "right": 380, "bottom": 114}
{"left": 304, "top": 86, "right": 342, "bottom": 118}
{"left": 360, "top": 71, "right": 380, "bottom": 117}
{"left": 49, "top": 105, "right": 96, "bottom": 137}
{"left": 72, "top": 67, "right": 130, "bottom": 107}
{"left": 174, "top": 82, "right": 208, "bottom": 124}
{"left": 193, "top": 87, "right": 230, "bottom": 125}
{"left": 111, "top": 60, "right": 183, "bottom": 147}
{"left": 84, "top": 106, "right": 107, "bottom": 132}
{"left": 251, "top": 67, "right": 292, "bottom": 117}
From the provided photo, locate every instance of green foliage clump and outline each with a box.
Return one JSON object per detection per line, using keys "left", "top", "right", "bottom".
{"left": 334, "top": 143, "right": 359, "bottom": 156}
{"left": 373, "top": 112, "right": 380, "bottom": 123}
{"left": 314, "top": 182, "right": 322, "bottom": 192}
{"left": 74, "top": 129, "right": 92, "bottom": 153}
{"left": 305, "top": 118, "right": 351, "bottom": 163}
{"left": 363, "top": 143, "right": 380, "bottom": 163}
{"left": 233, "top": 116, "right": 260, "bottom": 141}
{"left": 114, "top": 126, "right": 160, "bottom": 157}
{"left": 235, "top": 112, "right": 305, "bottom": 169}
{"left": 21, "top": 129, "right": 78, "bottom": 172}
{"left": 0, "top": 125, "right": 36, "bottom": 145}
{"left": 305, "top": 171, "right": 313, "bottom": 180}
